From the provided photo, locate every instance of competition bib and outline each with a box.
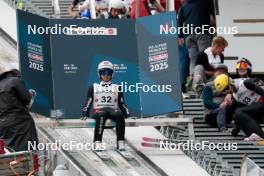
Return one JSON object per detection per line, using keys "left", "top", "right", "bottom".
{"left": 93, "top": 83, "right": 119, "bottom": 109}
{"left": 233, "top": 80, "right": 261, "bottom": 105}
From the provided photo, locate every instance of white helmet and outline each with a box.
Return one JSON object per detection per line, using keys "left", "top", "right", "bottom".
{"left": 108, "top": 0, "right": 124, "bottom": 12}
{"left": 97, "top": 61, "right": 114, "bottom": 80}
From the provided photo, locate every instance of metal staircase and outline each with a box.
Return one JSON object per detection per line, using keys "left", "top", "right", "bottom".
{"left": 29, "top": 0, "right": 73, "bottom": 18}
{"left": 4, "top": 0, "right": 73, "bottom": 19}
{"left": 161, "top": 98, "right": 264, "bottom": 176}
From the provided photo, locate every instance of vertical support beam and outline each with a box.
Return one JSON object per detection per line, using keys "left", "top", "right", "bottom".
{"left": 188, "top": 121, "right": 195, "bottom": 140}
{"left": 136, "top": 0, "right": 140, "bottom": 18}
{"left": 166, "top": 0, "right": 175, "bottom": 12}
{"left": 52, "top": 0, "right": 61, "bottom": 18}
{"left": 214, "top": 0, "right": 219, "bottom": 15}
{"left": 90, "top": 0, "right": 97, "bottom": 19}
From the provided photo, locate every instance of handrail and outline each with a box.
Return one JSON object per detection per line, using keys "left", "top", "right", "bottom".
{"left": 3, "top": 0, "right": 15, "bottom": 8}
{"left": 0, "top": 27, "right": 17, "bottom": 46}
{"left": 3, "top": 0, "right": 49, "bottom": 18}
{"left": 89, "top": 0, "right": 97, "bottom": 19}
{"left": 52, "top": 0, "right": 61, "bottom": 18}
{"left": 166, "top": 0, "right": 175, "bottom": 12}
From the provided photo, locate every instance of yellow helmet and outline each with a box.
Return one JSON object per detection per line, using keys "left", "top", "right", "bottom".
{"left": 214, "top": 74, "right": 229, "bottom": 93}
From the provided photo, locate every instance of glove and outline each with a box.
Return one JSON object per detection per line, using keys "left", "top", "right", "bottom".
{"left": 29, "top": 89, "right": 36, "bottom": 97}
{"left": 27, "top": 89, "right": 36, "bottom": 109}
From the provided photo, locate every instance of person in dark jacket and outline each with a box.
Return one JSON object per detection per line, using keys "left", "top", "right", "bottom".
{"left": 97, "top": 0, "right": 126, "bottom": 19}
{"left": 0, "top": 68, "right": 38, "bottom": 151}
{"left": 178, "top": 0, "right": 190, "bottom": 95}
{"left": 201, "top": 65, "right": 235, "bottom": 132}
{"left": 178, "top": 0, "right": 215, "bottom": 77}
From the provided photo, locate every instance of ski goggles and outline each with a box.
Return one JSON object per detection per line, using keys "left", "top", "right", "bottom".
{"left": 99, "top": 68, "right": 113, "bottom": 76}
{"left": 236, "top": 62, "right": 249, "bottom": 70}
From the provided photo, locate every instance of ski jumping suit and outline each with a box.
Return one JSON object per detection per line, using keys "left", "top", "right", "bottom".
{"left": 233, "top": 79, "right": 264, "bottom": 138}
{"left": 82, "top": 82, "right": 129, "bottom": 142}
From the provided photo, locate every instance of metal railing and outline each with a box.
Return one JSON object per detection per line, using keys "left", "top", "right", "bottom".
{"left": 162, "top": 97, "right": 264, "bottom": 176}
{"left": 240, "top": 156, "right": 264, "bottom": 176}
{"left": 3, "top": 0, "right": 50, "bottom": 18}
{"left": 52, "top": 0, "right": 61, "bottom": 18}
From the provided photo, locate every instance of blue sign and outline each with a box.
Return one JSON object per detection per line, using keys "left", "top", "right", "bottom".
{"left": 17, "top": 10, "right": 182, "bottom": 118}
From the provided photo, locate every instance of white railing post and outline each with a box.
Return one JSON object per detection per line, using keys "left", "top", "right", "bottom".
{"left": 52, "top": 0, "right": 61, "bottom": 18}
{"left": 166, "top": 0, "right": 175, "bottom": 12}
{"left": 89, "top": 0, "right": 97, "bottom": 19}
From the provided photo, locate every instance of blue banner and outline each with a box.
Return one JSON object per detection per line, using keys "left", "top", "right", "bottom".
{"left": 136, "top": 12, "right": 182, "bottom": 117}
{"left": 17, "top": 10, "right": 54, "bottom": 117}
{"left": 17, "top": 10, "right": 182, "bottom": 118}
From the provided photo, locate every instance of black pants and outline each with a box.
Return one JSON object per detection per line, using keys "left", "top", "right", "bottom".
{"left": 205, "top": 103, "right": 237, "bottom": 128}
{"left": 234, "top": 102, "right": 264, "bottom": 138}
{"left": 93, "top": 110, "right": 125, "bottom": 142}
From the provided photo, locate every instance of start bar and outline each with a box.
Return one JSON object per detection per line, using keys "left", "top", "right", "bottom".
{"left": 33, "top": 114, "right": 193, "bottom": 129}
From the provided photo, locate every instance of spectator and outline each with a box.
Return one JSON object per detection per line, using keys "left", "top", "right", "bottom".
{"left": 213, "top": 64, "right": 229, "bottom": 78}
{"left": 68, "top": 0, "right": 82, "bottom": 18}
{"left": 160, "top": 0, "right": 182, "bottom": 12}
{"left": 178, "top": 0, "right": 215, "bottom": 83}
{"left": 179, "top": 39, "right": 190, "bottom": 94}
{"left": 0, "top": 68, "right": 38, "bottom": 151}
{"left": 235, "top": 58, "right": 252, "bottom": 79}
{"left": 214, "top": 74, "right": 264, "bottom": 140}
{"left": 192, "top": 36, "right": 228, "bottom": 95}
{"left": 98, "top": 0, "right": 126, "bottom": 19}
{"left": 130, "top": 0, "right": 165, "bottom": 19}
{"left": 202, "top": 64, "right": 234, "bottom": 132}
{"left": 177, "top": 0, "right": 190, "bottom": 95}
{"left": 16, "top": 0, "right": 25, "bottom": 10}
{"left": 80, "top": 0, "right": 109, "bottom": 19}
